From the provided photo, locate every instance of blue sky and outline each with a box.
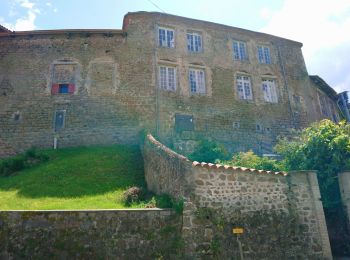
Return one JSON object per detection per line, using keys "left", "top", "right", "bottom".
{"left": 1, "top": 0, "right": 349, "bottom": 93}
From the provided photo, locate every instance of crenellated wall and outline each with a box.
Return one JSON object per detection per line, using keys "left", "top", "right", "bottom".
{"left": 144, "top": 134, "right": 332, "bottom": 259}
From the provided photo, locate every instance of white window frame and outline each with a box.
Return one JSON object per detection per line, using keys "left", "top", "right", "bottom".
{"left": 257, "top": 46, "right": 271, "bottom": 64}
{"left": 189, "top": 68, "right": 206, "bottom": 94}
{"left": 233, "top": 41, "right": 248, "bottom": 61}
{"left": 159, "top": 66, "right": 176, "bottom": 91}
{"left": 187, "top": 32, "right": 202, "bottom": 52}
{"left": 236, "top": 75, "right": 253, "bottom": 100}
{"left": 262, "top": 79, "right": 278, "bottom": 103}
{"left": 158, "top": 27, "right": 175, "bottom": 48}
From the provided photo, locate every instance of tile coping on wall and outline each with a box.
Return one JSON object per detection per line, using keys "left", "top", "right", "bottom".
{"left": 147, "top": 134, "right": 288, "bottom": 176}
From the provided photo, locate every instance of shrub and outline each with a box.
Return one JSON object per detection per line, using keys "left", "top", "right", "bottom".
{"left": 220, "top": 150, "right": 281, "bottom": 171}
{"left": 0, "top": 147, "right": 49, "bottom": 177}
{"left": 188, "top": 139, "right": 229, "bottom": 163}
{"left": 122, "top": 186, "right": 145, "bottom": 206}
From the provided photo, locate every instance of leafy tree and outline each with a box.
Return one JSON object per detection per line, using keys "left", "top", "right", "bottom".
{"left": 275, "top": 119, "right": 350, "bottom": 255}
{"left": 275, "top": 119, "right": 350, "bottom": 208}
{"left": 188, "top": 139, "right": 229, "bottom": 163}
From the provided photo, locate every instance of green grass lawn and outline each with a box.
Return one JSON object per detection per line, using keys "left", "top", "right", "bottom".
{"left": 0, "top": 145, "right": 146, "bottom": 210}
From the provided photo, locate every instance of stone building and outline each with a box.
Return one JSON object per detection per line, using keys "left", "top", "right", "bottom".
{"left": 0, "top": 11, "right": 345, "bottom": 157}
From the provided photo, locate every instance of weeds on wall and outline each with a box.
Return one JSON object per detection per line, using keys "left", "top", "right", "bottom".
{"left": 0, "top": 147, "right": 49, "bottom": 177}
{"left": 188, "top": 139, "right": 229, "bottom": 163}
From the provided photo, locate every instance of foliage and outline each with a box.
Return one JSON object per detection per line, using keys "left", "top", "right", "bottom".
{"left": 275, "top": 119, "right": 350, "bottom": 208}
{"left": 188, "top": 139, "right": 229, "bottom": 163}
{"left": 0, "top": 145, "right": 146, "bottom": 210}
{"left": 274, "top": 119, "right": 350, "bottom": 255}
{"left": 219, "top": 150, "right": 282, "bottom": 171}
{"left": 0, "top": 147, "right": 49, "bottom": 177}
{"left": 122, "top": 186, "right": 145, "bottom": 206}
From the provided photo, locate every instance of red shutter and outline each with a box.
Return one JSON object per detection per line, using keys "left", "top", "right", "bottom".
{"left": 51, "top": 84, "right": 59, "bottom": 94}
{"left": 68, "top": 83, "right": 75, "bottom": 94}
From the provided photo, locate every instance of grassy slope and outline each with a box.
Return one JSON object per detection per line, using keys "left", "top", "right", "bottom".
{"left": 0, "top": 145, "right": 145, "bottom": 210}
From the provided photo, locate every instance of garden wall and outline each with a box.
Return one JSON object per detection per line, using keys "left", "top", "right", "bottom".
{"left": 144, "top": 134, "right": 332, "bottom": 259}
{"left": 339, "top": 171, "right": 350, "bottom": 228}
{"left": 0, "top": 209, "right": 181, "bottom": 259}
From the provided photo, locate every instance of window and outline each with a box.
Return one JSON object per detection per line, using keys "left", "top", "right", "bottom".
{"left": 175, "top": 114, "right": 194, "bottom": 132}
{"left": 233, "top": 41, "right": 248, "bottom": 60}
{"left": 257, "top": 46, "right": 271, "bottom": 64}
{"left": 262, "top": 79, "right": 278, "bottom": 103}
{"left": 51, "top": 62, "right": 77, "bottom": 95}
{"left": 187, "top": 32, "right": 202, "bottom": 52}
{"left": 159, "top": 66, "right": 176, "bottom": 91}
{"left": 236, "top": 75, "right": 252, "bottom": 100}
{"left": 189, "top": 68, "right": 206, "bottom": 94}
{"left": 158, "top": 27, "right": 175, "bottom": 48}
{"left": 54, "top": 110, "right": 65, "bottom": 132}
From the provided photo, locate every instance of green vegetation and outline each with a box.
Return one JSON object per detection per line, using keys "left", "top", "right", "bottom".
{"left": 275, "top": 119, "right": 350, "bottom": 208}
{"left": 0, "top": 147, "right": 49, "bottom": 177}
{"left": 219, "top": 150, "right": 281, "bottom": 171}
{"left": 0, "top": 145, "right": 146, "bottom": 210}
{"left": 188, "top": 139, "right": 229, "bottom": 163}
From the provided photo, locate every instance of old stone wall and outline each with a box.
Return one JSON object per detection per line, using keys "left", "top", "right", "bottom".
{"left": 144, "top": 134, "right": 332, "bottom": 259}
{"left": 0, "top": 209, "right": 182, "bottom": 259}
{"left": 0, "top": 11, "right": 341, "bottom": 157}
{"left": 339, "top": 171, "right": 350, "bottom": 228}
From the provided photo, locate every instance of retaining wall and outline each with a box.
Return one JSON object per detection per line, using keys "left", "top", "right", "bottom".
{"left": 144, "top": 134, "right": 332, "bottom": 259}
{"left": 0, "top": 209, "right": 181, "bottom": 259}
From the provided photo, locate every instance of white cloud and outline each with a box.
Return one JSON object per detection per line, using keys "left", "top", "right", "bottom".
{"left": 3, "top": 0, "right": 40, "bottom": 31}
{"left": 260, "top": 0, "right": 350, "bottom": 92}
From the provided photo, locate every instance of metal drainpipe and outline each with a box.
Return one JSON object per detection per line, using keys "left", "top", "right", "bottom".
{"left": 277, "top": 44, "right": 296, "bottom": 128}
{"left": 154, "top": 14, "right": 161, "bottom": 138}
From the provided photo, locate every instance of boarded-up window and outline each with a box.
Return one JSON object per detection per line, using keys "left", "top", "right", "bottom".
{"left": 54, "top": 110, "right": 66, "bottom": 132}
{"left": 175, "top": 114, "right": 194, "bottom": 132}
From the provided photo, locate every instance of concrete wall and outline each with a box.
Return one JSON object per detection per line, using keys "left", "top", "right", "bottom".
{"left": 144, "top": 134, "right": 332, "bottom": 259}
{"left": 339, "top": 171, "right": 350, "bottom": 229}
{"left": 0, "top": 11, "right": 341, "bottom": 157}
{"left": 0, "top": 209, "right": 182, "bottom": 259}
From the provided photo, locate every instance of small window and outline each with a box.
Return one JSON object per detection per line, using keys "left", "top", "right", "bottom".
{"left": 158, "top": 27, "right": 175, "bottom": 48}
{"left": 54, "top": 110, "right": 65, "bottom": 132}
{"left": 187, "top": 32, "right": 202, "bottom": 52}
{"left": 233, "top": 41, "right": 248, "bottom": 61}
{"left": 189, "top": 68, "right": 206, "bottom": 94}
{"left": 159, "top": 66, "right": 176, "bottom": 91}
{"left": 236, "top": 75, "right": 253, "bottom": 100}
{"left": 262, "top": 79, "right": 278, "bottom": 103}
{"left": 257, "top": 46, "right": 271, "bottom": 64}
{"left": 233, "top": 122, "right": 240, "bottom": 129}
{"left": 58, "top": 84, "right": 69, "bottom": 94}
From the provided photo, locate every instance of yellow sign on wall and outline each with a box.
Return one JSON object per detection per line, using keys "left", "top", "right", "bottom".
{"left": 232, "top": 228, "right": 244, "bottom": 234}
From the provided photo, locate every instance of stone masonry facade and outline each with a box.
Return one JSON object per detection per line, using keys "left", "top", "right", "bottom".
{"left": 0, "top": 209, "right": 182, "bottom": 259}
{"left": 143, "top": 134, "right": 332, "bottom": 259}
{"left": 0, "top": 11, "right": 342, "bottom": 157}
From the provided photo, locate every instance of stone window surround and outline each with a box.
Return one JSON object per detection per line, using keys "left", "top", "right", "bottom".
{"left": 257, "top": 45, "right": 272, "bottom": 64}
{"left": 187, "top": 30, "right": 203, "bottom": 53}
{"left": 158, "top": 25, "right": 175, "bottom": 48}
{"left": 262, "top": 78, "right": 278, "bottom": 103}
{"left": 232, "top": 39, "right": 248, "bottom": 61}
{"left": 158, "top": 64, "right": 177, "bottom": 91}
{"left": 234, "top": 72, "right": 253, "bottom": 101}
{"left": 49, "top": 59, "right": 81, "bottom": 95}
{"left": 188, "top": 67, "right": 206, "bottom": 95}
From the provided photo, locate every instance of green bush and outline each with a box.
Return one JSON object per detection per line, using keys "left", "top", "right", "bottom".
{"left": 188, "top": 139, "right": 229, "bottom": 163}
{"left": 220, "top": 150, "right": 281, "bottom": 171}
{"left": 0, "top": 147, "right": 49, "bottom": 177}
